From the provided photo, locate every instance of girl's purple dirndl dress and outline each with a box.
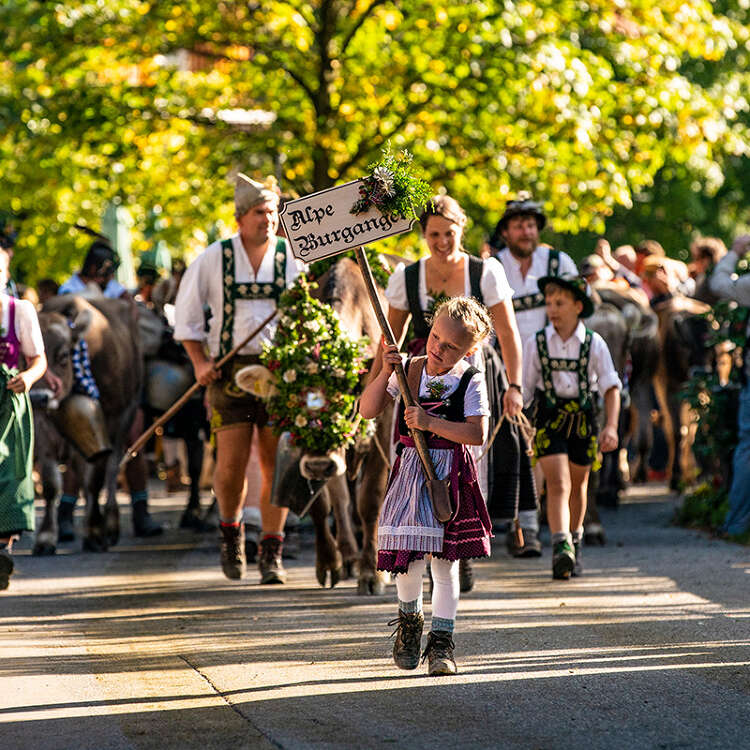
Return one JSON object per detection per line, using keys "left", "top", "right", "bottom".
{"left": 376, "top": 360, "right": 492, "bottom": 575}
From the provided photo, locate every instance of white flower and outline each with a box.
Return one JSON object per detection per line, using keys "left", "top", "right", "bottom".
{"left": 282, "top": 369, "right": 297, "bottom": 383}
{"left": 305, "top": 320, "right": 321, "bottom": 333}
{"left": 372, "top": 166, "right": 395, "bottom": 196}
{"left": 305, "top": 361, "right": 319, "bottom": 374}
{"left": 281, "top": 315, "right": 293, "bottom": 326}
{"left": 332, "top": 367, "right": 346, "bottom": 379}
{"left": 305, "top": 389, "right": 326, "bottom": 411}
{"left": 294, "top": 414, "right": 308, "bottom": 428}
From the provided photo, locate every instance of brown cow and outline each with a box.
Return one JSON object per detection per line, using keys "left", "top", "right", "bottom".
{"left": 32, "top": 295, "right": 143, "bottom": 553}
{"left": 272, "top": 258, "right": 391, "bottom": 593}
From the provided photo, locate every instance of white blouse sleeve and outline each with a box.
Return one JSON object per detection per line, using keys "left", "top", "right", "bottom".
{"left": 590, "top": 332, "right": 622, "bottom": 394}
{"left": 384, "top": 263, "right": 409, "bottom": 311}
{"left": 479, "top": 257, "right": 513, "bottom": 307}
{"left": 559, "top": 251, "right": 579, "bottom": 277}
{"left": 174, "top": 250, "right": 211, "bottom": 343}
{"left": 16, "top": 299, "right": 45, "bottom": 359}
{"left": 522, "top": 335, "right": 542, "bottom": 406}
{"left": 463, "top": 371, "right": 490, "bottom": 417}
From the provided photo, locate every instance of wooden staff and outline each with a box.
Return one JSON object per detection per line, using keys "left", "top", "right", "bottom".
{"left": 120, "top": 309, "right": 278, "bottom": 469}
{"left": 354, "top": 246, "right": 438, "bottom": 482}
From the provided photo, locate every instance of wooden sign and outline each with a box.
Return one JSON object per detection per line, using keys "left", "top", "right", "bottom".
{"left": 279, "top": 179, "right": 414, "bottom": 262}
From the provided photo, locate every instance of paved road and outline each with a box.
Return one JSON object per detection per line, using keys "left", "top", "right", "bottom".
{"left": 2, "top": 483, "right": 749, "bottom": 750}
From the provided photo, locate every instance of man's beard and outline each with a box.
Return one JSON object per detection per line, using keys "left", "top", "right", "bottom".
{"left": 507, "top": 241, "right": 536, "bottom": 259}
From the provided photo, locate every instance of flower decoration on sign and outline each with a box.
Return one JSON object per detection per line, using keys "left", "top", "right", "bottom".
{"left": 259, "top": 275, "right": 371, "bottom": 453}
{"left": 425, "top": 378, "right": 450, "bottom": 401}
{"left": 350, "top": 145, "right": 432, "bottom": 220}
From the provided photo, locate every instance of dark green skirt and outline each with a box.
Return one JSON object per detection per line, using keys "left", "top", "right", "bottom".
{"left": 0, "top": 365, "right": 35, "bottom": 535}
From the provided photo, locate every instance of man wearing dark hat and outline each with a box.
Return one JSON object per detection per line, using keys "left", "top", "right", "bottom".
{"left": 488, "top": 196, "right": 577, "bottom": 555}
{"left": 175, "top": 174, "right": 306, "bottom": 583}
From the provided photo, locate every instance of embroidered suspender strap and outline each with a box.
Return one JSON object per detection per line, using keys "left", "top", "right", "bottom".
{"left": 467, "top": 256, "right": 484, "bottom": 303}
{"left": 406, "top": 355, "right": 426, "bottom": 400}
{"left": 511, "top": 248, "right": 560, "bottom": 313}
{"left": 536, "top": 328, "right": 593, "bottom": 408}
{"left": 547, "top": 248, "right": 560, "bottom": 276}
{"left": 404, "top": 262, "right": 430, "bottom": 340}
{"left": 219, "top": 237, "right": 287, "bottom": 358}
{"left": 577, "top": 330, "right": 593, "bottom": 407}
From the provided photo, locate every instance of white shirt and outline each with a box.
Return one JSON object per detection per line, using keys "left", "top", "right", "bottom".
{"left": 385, "top": 253, "right": 513, "bottom": 313}
{"left": 495, "top": 245, "right": 578, "bottom": 346}
{"left": 174, "top": 234, "right": 306, "bottom": 357}
{"left": 386, "top": 358, "right": 490, "bottom": 418}
{"left": 58, "top": 274, "right": 127, "bottom": 298}
{"left": 0, "top": 294, "right": 44, "bottom": 358}
{"left": 522, "top": 322, "right": 622, "bottom": 405}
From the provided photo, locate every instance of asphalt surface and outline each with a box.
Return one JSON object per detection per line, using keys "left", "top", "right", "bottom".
{"left": 2, "top": 482, "right": 749, "bottom": 750}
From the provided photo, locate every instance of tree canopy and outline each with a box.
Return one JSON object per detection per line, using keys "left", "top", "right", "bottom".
{"left": 1, "top": 0, "right": 749, "bottom": 284}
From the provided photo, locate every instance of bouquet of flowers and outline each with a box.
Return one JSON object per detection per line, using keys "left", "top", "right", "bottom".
{"left": 250, "top": 276, "right": 370, "bottom": 452}
{"left": 350, "top": 145, "right": 432, "bottom": 220}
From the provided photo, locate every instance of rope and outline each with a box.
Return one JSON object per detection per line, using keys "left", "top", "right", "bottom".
{"left": 476, "top": 411, "right": 536, "bottom": 464}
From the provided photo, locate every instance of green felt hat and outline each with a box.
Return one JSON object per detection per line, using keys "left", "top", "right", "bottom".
{"left": 537, "top": 273, "right": 595, "bottom": 318}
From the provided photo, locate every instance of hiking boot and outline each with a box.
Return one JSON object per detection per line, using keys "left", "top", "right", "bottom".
{"left": 572, "top": 541, "right": 583, "bottom": 577}
{"left": 512, "top": 528, "right": 543, "bottom": 558}
{"left": 180, "top": 505, "right": 211, "bottom": 532}
{"left": 0, "top": 548, "right": 13, "bottom": 590}
{"left": 57, "top": 502, "right": 76, "bottom": 542}
{"left": 388, "top": 610, "right": 424, "bottom": 670}
{"left": 459, "top": 558, "right": 474, "bottom": 593}
{"left": 422, "top": 630, "right": 457, "bottom": 676}
{"left": 552, "top": 540, "right": 576, "bottom": 580}
{"left": 258, "top": 536, "right": 287, "bottom": 584}
{"left": 220, "top": 523, "right": 246, "bottom": 580}
{"left": 132, "top": 502, "right": 164, "bottom": 537}
{"left": 164, "top": 462, "right": 188, "bottom": 493}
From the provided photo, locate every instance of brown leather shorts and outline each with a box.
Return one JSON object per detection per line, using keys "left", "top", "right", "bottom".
{"left": 207, "top": 355, "right": 269, "bottom": 433}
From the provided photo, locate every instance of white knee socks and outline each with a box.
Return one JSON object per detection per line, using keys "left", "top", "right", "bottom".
{"left": 395, "top": 557, "right": 460, "bottom": 632}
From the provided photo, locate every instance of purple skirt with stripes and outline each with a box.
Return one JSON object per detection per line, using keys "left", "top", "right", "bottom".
{"left": 377, "top": 437, "right": 492, "bottom": 575}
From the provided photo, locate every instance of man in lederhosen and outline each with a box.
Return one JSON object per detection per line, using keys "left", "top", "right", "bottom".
{"left": 175, "top": 174, "right": 306, "bottom": 583}
{"left": 486, "top": 196, "right": 577, "bottom": 556}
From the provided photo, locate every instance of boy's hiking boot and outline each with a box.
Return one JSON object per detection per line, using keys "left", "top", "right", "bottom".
{"left": 552, "top": 540, "right": 576, "bottom": 580}
{"left": 459, "top": 559, "right": 474, "bottom": 592}
{"left": 422, "top": 630, "right": 457, "bottom": 676}
{"left": 572, "top": 541, "right": 583, "bottom": 577}
{"left": 388, "top": 610, "right": 424, "bottom": 670}
{"left": 258, "top": 536, "right": 287, "bottom": 584}
{"left": 220, "top": 523, "right": 246, "bottom": 580}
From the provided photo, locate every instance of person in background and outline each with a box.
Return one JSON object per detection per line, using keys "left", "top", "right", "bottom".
{"left": 59, "top": 241, "right": 128, "bottom": 299}
{"left": 0, "top": 248, "right": 47, "bottom": 590}
{"left": 709, "top": 234, "right": 750, "bottom": 538}
{"left": 689, "top": 236, "right": 727, "bottom": 305}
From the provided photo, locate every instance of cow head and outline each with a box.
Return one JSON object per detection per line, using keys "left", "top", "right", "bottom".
{"left": 34, "top": 308, "right": 93, "bottom": 402}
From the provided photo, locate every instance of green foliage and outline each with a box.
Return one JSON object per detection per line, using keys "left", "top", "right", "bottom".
{"left": 259, "top": 275, "right": 369, "bottom": 452}
{"left": 676, "top": 482, "right": 729, "bottom": 530}
{"left": 1, "top": 1, "right": 749, "bottom": 284}
{"left": 350, "top": 146, "right": 432, "bottom": 219}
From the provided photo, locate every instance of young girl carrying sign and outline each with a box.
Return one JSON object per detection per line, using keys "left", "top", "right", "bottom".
{"left": 360, "top": 296, "right": 493, "bottom": 676}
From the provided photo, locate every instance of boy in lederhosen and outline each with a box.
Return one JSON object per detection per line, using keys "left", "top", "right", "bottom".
{"left": 522, "top": 274, "right": 621, "bottom": 580}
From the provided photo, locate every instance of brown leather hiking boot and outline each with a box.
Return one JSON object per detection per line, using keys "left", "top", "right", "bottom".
{"left": 422, "top": 630, "right": 457, "bottom": 676}
{"left": 388, "top": 610, "right": 424, "bottom": 670}
{"left": 219, "top": 523, "right": 246, "bottom": 580}
{"left": 258, "top": 536, "right": 287, "bottom": 584}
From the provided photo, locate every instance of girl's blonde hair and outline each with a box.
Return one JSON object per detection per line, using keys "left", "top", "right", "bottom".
{"left": 431, "top": 296, "right": 492, "bottom": 344}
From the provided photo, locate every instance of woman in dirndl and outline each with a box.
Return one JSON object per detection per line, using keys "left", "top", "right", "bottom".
{"left": 0, "top": 249, "right": 48, "bottom": 590}
{"left": 382, "top": 195, "right": 526, "bottom": 587}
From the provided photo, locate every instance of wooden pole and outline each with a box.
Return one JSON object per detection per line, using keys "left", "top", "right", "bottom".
{"left": 119, "top": 309, "right": 278, "bottom": 469}
{"left": 353, "top": 246, "right": 437, "bottom": 482}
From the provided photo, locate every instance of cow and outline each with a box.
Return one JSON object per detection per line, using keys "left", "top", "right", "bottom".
{"left": 583, "top": 286, "right": 660, "bottom": 543}
{"left": 272, "top": 258, "right": 391, "bottom": 594}
{"left": 652, "top": 295, "right": 713, "bottom": 490}
{"left": 31, "top": 295, "right": 143, "bottom": 554}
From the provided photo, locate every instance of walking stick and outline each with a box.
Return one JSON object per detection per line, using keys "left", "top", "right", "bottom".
{"left": 120, "top": 309, "right": 278, "bottom": 469}
{"left": 353, "top": 246, "right": 439, "bottom": 484}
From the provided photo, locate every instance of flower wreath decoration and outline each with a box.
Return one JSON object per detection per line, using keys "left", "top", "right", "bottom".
{"left": 249, "top": 275, "right": 371, "bottom": 452}
{"left": 350, "top": 145, "right": 432, "bottom": 220}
